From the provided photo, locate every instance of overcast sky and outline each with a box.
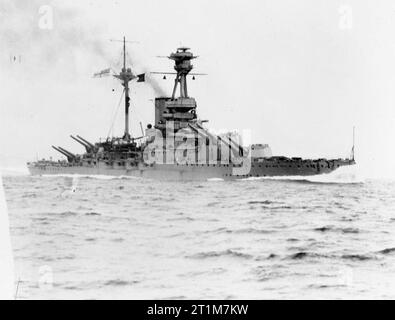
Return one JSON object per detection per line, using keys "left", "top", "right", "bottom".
{"left": 1, "top": 0, "right": 395, "bottom": 178}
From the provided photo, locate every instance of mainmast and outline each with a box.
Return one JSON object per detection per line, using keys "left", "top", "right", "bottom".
{"left": 113, "top": 37, "right": 135, "bottom": 141}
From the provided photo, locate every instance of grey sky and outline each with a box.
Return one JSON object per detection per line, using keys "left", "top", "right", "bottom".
{"left": 1, "top": 0, "right": 394, "bottom": 178}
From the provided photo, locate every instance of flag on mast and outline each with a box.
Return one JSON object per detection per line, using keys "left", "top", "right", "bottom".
{"left": 93, "top": 68, "right": 111, "bottom": 78}
{"left": 137, "top": 73, "right": 145, "bottom": 82}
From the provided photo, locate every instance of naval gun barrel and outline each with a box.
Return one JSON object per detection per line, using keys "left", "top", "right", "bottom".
{"left": 52, "top": 146, "right": 68, "bottom": 157}
{"left": 70, "top": 135, "right": 92, "bottom": 152}
{"left": 52, "top": 146, "right": 75, "bottom": 161}
{"left": 76, "top": 135, "right": 95, "bottom": 149}
{"left": 57, "top": 146, "right": 76, "bottom": 159}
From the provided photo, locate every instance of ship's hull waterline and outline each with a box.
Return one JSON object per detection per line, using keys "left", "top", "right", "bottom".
{"left": 28, "top": 158, "right": 355, "bottom": 180}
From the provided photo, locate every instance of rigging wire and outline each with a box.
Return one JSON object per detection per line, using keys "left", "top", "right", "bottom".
{"left": 107, "top": 88, "right": 125, "bottom": 139}
{"left": 129, "top": 90, "right": 142, "bottom": 127}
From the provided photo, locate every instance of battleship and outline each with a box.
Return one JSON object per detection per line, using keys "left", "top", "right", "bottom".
{"left": 28, "top": 38, "right": 355, "bottom": 180}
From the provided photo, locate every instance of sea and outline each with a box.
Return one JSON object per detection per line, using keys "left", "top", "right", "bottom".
{"left": 2, "top": 165, "right": 395, "bottom": 299}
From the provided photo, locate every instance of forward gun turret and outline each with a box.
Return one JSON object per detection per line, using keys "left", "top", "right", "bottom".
{"left": 52, "top": 146, "right": 76, "bottom": 162}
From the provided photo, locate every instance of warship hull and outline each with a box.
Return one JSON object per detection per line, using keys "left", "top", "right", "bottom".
{"left": 27, "top": 44, "right": 356, "bottom": 180}
{"left": 28, "top": 158, "right": 355, "bottom": 180}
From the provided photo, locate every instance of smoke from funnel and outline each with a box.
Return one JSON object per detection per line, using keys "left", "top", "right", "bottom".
{"left": 132, "top": 60, "right": 167, "bottom": 98}
{"left": 145, "top": 73, "right": 167, "bottom": 97}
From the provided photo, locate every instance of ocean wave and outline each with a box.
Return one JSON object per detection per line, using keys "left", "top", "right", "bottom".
{"left": 38, "top": 211, "right": 101, "bottom": 218}
{"left": 378, "top": 247, "right": 395, "bottom": 255}
{"left": 62, "top": 285, "right": 80, "bottom": 291}
{"left": 51, "top": 232, "right": 75, "bottom": 238}
{"left": 225, "top": 227, "right": 275, "bottom": 235}
{"left": 308, "top": 284, "right": 346, "bottom": 289}
{"left": 167, "top": 216, "right": 195, "bottom": 222}
{"left": 340, "top": 227, "right": 360, "bottom": 234}
{"left": 162, "top": 295, "right": 188, "bottom": 299}
{"left": 314, "top": 226, "right": 360, "bottom": 234}
{"left": 341, "top": 254, "right": 375, "bottom": 261}
{"left": 238, "top": 165, "right": 364, "bottom": 185}
{"left": 201, "top": 227, "right": 274, "bottom": 235}
{"left": 247, "top": 200, "right": 276, "bottom": 205}
{"left": 31, "top": 217, "right": 51, "bottom": 222}
{"left": 289, "top": 252, "right": 310, "bottom": 260}
{"left": 59, "top": 211, "right": 78, "bottom": 217}
{"left": 22, "top": 193, "right": 37, "bottom": 198}
{"left": 102, "top": 279, "right": 140, "bottom": 287}
{"left": 206, "top": 201, "right": 220, "bottom": 207}
{"left": 288, "top": 251, "right": 329, "bottom": 260}
{"left": 56, "top": 254, "right": 76, "bottom": 261}
{"left": 36, "top": 255, "right": 54, "bottom": 262}
{"left": 61, "top": 279, "right": 140, "bottom": 290}
{"left": 260, "top": 205, "right": 293, "bottom": 210}
{"left": 201, "top": 227, "right": 227, "bottom": 234}
{"left": 85, "top": 212, "right": 101, "bottom": 216}
{"left": 187, "top": 249, "right": 253, "bottom": 260}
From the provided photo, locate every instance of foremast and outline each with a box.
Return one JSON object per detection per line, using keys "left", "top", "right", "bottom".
{"left": 169, "top": 47, "right": 198, "bottom": 99}
{"left": 113, "top": 37, "right": 136, "bottom": 141}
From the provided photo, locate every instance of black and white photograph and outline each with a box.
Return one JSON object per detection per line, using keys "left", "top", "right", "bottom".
{"left": 1, "top": 0, "right": 395, "bottom": 304}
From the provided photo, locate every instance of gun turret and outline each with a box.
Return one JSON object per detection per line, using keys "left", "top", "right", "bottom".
{"left": 52, "top": 146, "right": 75, "bottom": 162}
{"left": 76, "top": 135, "right": 95, "bottom": 150}
{"left": 70, "top": 135, "right": 92, "bottom": 152}
{"left": 57, "top": 146, "right": 76, "bottom": 159}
